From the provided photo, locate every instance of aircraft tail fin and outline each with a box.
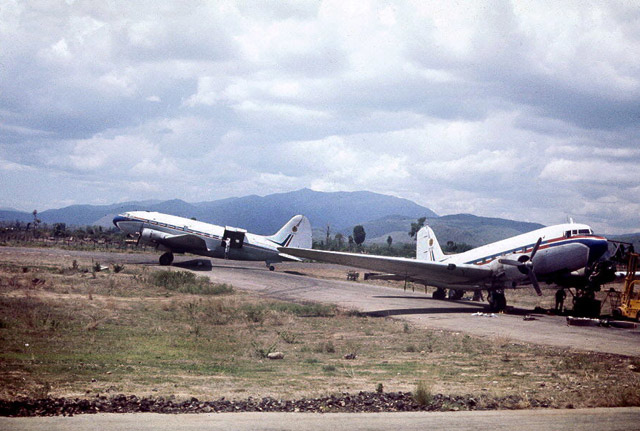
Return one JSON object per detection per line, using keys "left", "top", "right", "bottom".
{"left": 416, "top": 225, "right": 445, "bottom": 262}
{"left": 268, "top": 215, "right": 312, "bottom": 249}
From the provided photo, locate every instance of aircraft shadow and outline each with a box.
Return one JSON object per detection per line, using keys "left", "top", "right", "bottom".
{"left": 206, "top": 263, "right": 269, "bottom": 272}
{"left": 368, "top": 295, "right": 542, "bottom": 316}
{"left": 283, "top": 270, "right": 307, "bottom": 276}
{"left": 173, "top": 259, "right": 213, "bottom": 271}
{"left": 365, "top": 307, "right": 483, "bottom": 317}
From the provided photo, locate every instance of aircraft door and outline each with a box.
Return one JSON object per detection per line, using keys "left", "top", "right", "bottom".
{"left": 223, "top": 227, "right": 246, "bottom": 249}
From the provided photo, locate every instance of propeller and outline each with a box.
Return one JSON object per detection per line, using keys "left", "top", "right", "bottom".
{"left": 136, "top": 223, "right": 144, "bottom": 246}
{"left": 499, "top": 237, "right": 543, "bottom": 296}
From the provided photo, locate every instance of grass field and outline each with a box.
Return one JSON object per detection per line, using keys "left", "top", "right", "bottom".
{"left": 0, "top": 250, "right": 639, "bottom": 409}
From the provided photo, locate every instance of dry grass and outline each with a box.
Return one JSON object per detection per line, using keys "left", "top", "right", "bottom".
{"left": 0, "top": 249, "right": 638, "bottom": 408}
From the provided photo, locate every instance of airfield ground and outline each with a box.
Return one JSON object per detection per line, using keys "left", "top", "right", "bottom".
{"left": 0, "top": 246, "right": 639, "bottom": 413}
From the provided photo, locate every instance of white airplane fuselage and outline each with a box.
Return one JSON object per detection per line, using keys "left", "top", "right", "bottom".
{"left": 416, "top": 222, "right": 609, "bottom": 290}
{"left": 113, "top": 211, "right": 311, "bottom": 267}
{"left": 443, "top": 223, "right": 606, "bottom": 285}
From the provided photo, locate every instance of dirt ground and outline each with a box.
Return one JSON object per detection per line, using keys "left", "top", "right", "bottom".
{"left": 0, "top": 246, "right": 639, "bottom": 409}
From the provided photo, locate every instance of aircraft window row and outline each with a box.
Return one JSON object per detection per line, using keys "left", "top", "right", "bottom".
{"left": 565, "top": 228, "right": 593, "bottom": 238}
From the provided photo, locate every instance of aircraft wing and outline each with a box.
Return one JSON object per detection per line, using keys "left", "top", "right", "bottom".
{"left": 156, "top": 233, "right": 210, "bottom": 252}
{"left": 278, "top": 247, "right": 493, "bottom": 289}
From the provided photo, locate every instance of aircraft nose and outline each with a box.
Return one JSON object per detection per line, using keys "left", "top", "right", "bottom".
{"left": 588, "top": 237, "right": 609, "bottom": 264}
{"left": 113, "top": 215, "right": 128, "bottom": 229}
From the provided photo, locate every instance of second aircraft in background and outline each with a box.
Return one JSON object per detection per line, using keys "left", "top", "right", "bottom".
{"left": 114, "top": 211, "right": 312, "bottom": 270}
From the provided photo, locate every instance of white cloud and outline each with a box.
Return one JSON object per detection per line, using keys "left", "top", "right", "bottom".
{"left": 540, "top": 159, "right": 640, "bottom": 185}
{"left": 0, "top": 159, "right": 33, "bottom": 172}
{"left": 0, "top": 0, "right": 639, "bottom": 233}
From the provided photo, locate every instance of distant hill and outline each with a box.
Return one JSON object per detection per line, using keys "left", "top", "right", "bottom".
{"left": 0, "top": 189, "right": 436, "bottom": 236}
{"left": 359, "top": 214, "right": 545, "bottom": 247}
{"left": 5, "top": 189, "right": 632, "bottom": 250}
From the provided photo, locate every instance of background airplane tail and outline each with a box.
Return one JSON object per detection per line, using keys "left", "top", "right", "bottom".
{"left": 268, "top": 215, "right": 312, "bottom": 249}
{"left": 416, "top": 225, "right": 445, "bottom": 262}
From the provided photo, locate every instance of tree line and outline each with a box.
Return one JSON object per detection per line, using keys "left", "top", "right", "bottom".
{"left": 1, "top": 213, "right": 472, "bottom": 257}
{"left": 312, "top": 218, "right": 472, "bottom": 257}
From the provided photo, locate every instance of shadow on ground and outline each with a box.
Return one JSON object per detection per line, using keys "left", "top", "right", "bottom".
{"left": 173, "top": 259, "right": 213, "bottom": 271}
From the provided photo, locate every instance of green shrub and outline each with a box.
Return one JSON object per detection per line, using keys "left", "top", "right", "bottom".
{"left": 278, "top": 330, "right": 298, "bottom": 344}
{"left": 243, "top": 304, "right": 267, "bottom": 324}
{"left": 413, "top": 380, "right": 433, "bottom": 406}
{"left": 150, "top": 270, "right": 233, "bottom": 295}
{"left": 270, "top": 302, "right": 336, "bottom": 317}
{"left": 251, "top": 340, "right": 277, "bottom": 358}
{"left": 314, "top": 341, "right": 336, "bottom": 354}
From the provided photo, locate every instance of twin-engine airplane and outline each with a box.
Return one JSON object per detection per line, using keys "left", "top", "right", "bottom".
{"left": 113, "top": 211, "right": 312, "bottom": 270}
{"left": 281, "top": 222, "right": 610, "bottom": 311}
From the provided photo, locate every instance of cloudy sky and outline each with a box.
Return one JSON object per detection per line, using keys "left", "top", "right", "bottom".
{"left": 1, "top": 1, "right": 639, "bottom": 233}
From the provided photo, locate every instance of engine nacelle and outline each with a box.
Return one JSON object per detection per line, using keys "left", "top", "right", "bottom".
{"left": 489, "top": 259, "right": 529, "bottom": 284}
{"left": 139, "top": 228, "right": 172, "bottom": 245}
{"left": 532, "top": 243, "right": 590, "bottom": 275}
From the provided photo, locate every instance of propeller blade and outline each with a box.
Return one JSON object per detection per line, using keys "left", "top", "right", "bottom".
{"left": 528, "top": 271, "right": 542, "bottom": 296}
{"left": 530, "top": 237, "right": 542, "bottom": 260}
{"left": 136, "top": 223, "right": 144, "bottom": 246}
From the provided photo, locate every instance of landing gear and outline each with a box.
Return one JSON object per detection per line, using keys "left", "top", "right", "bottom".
{"left": 488, "top": 290, "right": 506, "bottom": 312}
{"left": 571, "top": 288, "right": 601, "bottom": 318}
{"left": 159, "top": 252, "right": 174, "bottom": 266}
{"left": 266, "top": 262, "right": 275, "bottom": 271}
{"left": 433, "top": 288, "right": 447, "bottom": 300}
{"left": 448, "top": 289, "right": 464, "bottom": 300}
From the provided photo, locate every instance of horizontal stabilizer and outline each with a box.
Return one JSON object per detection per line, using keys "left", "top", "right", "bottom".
{"left": 278, "top": 252, "right": 303, "bottom": 262}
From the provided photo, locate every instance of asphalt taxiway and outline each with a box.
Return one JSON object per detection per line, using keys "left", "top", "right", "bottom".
{"left": 2, "top": 408, "right": 639, "bottom": 431}
{"left": 194, "top": 258, "right": 640, "bottom": 357}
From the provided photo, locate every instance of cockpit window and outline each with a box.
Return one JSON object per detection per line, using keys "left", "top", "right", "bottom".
{"left": 565, "top": 230, "right": 571, "bottom": 238}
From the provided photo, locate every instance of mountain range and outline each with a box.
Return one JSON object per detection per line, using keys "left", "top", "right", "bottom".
{"left": 1, "top": 188, "right": 637, "bottom": 248}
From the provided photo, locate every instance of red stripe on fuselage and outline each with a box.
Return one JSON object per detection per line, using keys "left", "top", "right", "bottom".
{"left": 470, "top": 235, "right": 606, "bottom": 266}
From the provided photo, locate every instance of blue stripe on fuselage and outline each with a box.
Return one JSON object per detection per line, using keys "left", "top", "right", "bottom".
{"left": 466, "top": 236, "right": 608, "bottom": 266}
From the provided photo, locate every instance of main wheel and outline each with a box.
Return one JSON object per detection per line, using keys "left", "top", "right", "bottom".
{"left": 159, "top": 252, "right": 174, "bottom": 266}
{"left": 433, "top": 288, "right": 447, "bottom": 300}
{"left": 448, "top": 289, "right": 464, "bottom": 300}
{"left": 488, "top": 291, "right": 506, "bottom": 312}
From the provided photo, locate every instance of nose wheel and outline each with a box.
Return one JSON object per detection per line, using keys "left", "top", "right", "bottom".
{"left": 159, "top": 252, "right": 174, "bottom": 266}
{"left": 266, "top": 262, "right": 275, "bottom": 271}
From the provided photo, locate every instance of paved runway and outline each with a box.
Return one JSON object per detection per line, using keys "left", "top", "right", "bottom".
{"left": 193, "top": 259, "right": 640, "bottom": 357}
{"left": 2, "top": 408, "right": 639, "bottom": 431}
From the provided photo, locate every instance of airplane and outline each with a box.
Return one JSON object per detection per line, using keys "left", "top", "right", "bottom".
{"left": 113, "top": 211, "right": 312, "bottom": 270}
{"left": 280, "top": 222, "right": 610, "bottom": 311}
